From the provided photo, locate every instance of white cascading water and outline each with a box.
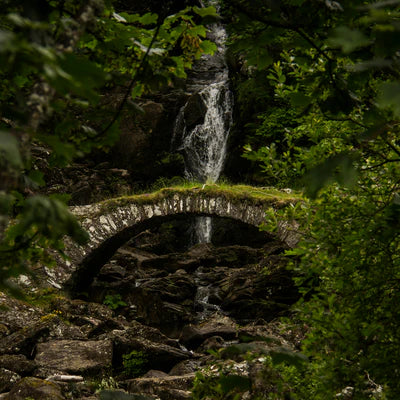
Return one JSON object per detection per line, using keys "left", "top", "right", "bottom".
{"left": 174, "top": 0, "right": 233, "bottom": 243}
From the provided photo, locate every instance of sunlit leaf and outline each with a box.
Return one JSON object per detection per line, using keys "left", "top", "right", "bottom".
{"left": 138, "top": 13, "right": 158, "bottom": 25}
{"left": 199, "top": 40, "right": 217, "bottom": 55}
{"left": 193, "top": 6, "right": 219, "bottom": 18}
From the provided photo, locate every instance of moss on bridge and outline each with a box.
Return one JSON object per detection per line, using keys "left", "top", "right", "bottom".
{"left": 82, "top": 183, "right": 303, "bottom": 218}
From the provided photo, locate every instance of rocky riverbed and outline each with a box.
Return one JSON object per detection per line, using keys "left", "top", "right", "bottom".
{"left": 0, "top": 218, "right": 303, "bottom": 399}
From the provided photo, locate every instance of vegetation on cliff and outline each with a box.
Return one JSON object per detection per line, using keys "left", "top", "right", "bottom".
{"left": 220, "top": 0, "right": 400, "bottom": 398}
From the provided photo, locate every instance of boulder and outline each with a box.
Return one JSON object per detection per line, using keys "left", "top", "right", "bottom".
{"left": 127, "top": 373, "right": 195, "bottom": 400}
{"left": 35, "top": 340, "right": 113, "bottom": 376}
{"left": 0, "top": 369, "right": 20, "bottom": 393}
{"left": 219, "top": 261, "right": 298, "bottom": 322}
{"left": 136, "top": 273, "right": 196, "bottom": 303}
{"left": 214, "top": 245, "right": 261, "bottom": 266}
{"left": 180, "top": 314, "right": 237, "bottom": 348}
{"left": 105, "top": 329, "right": 190, "bottom": 372}
{"left": 0, "top": 315, "right": 72, "bottom": 356}
{"left": 142, "top": 370, "right": 169, "bottom": 378}
{"left": 169, "top": 360, "right": 202, "bottom": 376}
{"left": 49, "top": 298, "right": 113, "bottom": 321}
{"left": 97, "top": 263, "right": 126, "bottom": 281}
{"left": 4, "top": 377, "right": 65, "bottom": 400}
{"left": 0, "top": 354, "right": 36, "bottom": 376}
{"left": 0, "top": 293, "right": 44, "bottom": 333}
{"left": 87, "top": 318, "right": 127, "bottom": 339}
{"left": 111, "top": 247, "right": 158, "bottom": 270}
{"left": 140, "top": 254, "right": 200, "bottom": 273}
{"left": 131, "top": 291, "right": 194, "bottom": 332}
{"left": 126, "top": 273, "right": 196, "bottom": 329}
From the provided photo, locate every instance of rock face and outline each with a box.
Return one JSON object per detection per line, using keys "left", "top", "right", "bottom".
{"left": 35, "top": 340, "right": 113, "bottom": 376}
{"left": 1, "top": 215, "right": 301, "bottom": 400}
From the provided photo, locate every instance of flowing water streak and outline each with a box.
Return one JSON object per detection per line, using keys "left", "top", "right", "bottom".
{"left": 174, "top": 0, "right": 233, "bottom": 243}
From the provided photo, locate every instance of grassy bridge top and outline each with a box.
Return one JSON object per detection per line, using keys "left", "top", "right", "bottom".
{"left": 70, "top": 183, "right": 302, "bottom": 219}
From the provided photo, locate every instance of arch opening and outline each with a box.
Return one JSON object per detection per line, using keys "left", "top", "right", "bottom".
{"left": 64, "top": 212, "right": 280, "bottom": 298}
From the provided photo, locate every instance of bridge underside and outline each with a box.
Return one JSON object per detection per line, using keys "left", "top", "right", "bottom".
{"left": 64, "top": 212, "right": 277, "bottom": 296}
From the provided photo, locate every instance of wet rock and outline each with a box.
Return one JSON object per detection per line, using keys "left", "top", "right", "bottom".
{"left": 47, "top": 298, "right": 115, "bottom": 335}
{"left": 35, "top": 340, "right": 113, "bottom": 376}
{"left": 98, "top": 389, "right": 158, "bottom": 399}
{"left": 140, "top": 253, "right": 200, "bottom": 273}
{"left": 197, "top": 335, "right": 225, "bottom": 352}
{"left": 219, "top": 261, "right": 298, "bottom": 322}
{"left": 126, "top": 273, "right": 196, "bottom": 330}
{"left": 127, "top": 373, "right": 195, "bottom": 400}
{"left": 132, "top": 293, "right": 193, "bottom": 333}
{"left": 214, "top": 245, "right": 261, "bottom": 266}
{"left": 183, "top": 92, "right": 207, "bottom": 131}
{"left": 88, "top": 319, "right": 127, "bottom": 339}
{"left": 97, "top": 264, "right": 126, "bottom": 281}
{"left": 0, "top": 369, "right": 20, "bottom": 393}
{"left": 4, "top": 377, "right": 65, "bottom": 400}
{"left": 137, "top": 273, "right": 196, "bottom": 303}
{"left": 106, "top": 328, "right": 190, "bottom": 372}
{"left": 0, "top": 354, "right": 36, "bottom": 376}
{"left": 186, "top": 243, "right": 216, "bottom": 265}
{"left": 180, "top": 314, "right": 237, "bottom": 348}
{"left": 113, "top": 247, "right": 158, "bottom": 270}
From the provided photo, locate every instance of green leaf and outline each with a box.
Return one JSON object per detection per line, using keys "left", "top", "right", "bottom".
{"left": 28, "top": 170, "right": 45, "bottom": 187}
{"left": 377, "top": 81, "right": 400, "bottom": 117}
{"left": 304, "top": 153, "right": 359, "bottom": 198}
{"left": 199, "top": 40, "right": 217, "bottom": 55}
{"left": 49, "top": 193, "right": 71, "bottom": 204}
{"left": 138, "top": 13, "right": 158, "bottom": 25}
{"left": 288, "top": 92, "right": 312, "bottom": 108}
{"left": 219, "top": 375, "right": 251, "bottom": 393}
{"left": 131, "top": 83, "right": 144, "bottom": 100}
{"left": 193, "top": 6, "right": 219, "bottom": 18}
{"left": 0, "top": 131, "right": 22, "bottom": 168}
{"left": 269, "top": 347, "right": 308, "bottom": 368}
{"left": 328, "top": 26, "right": 371, "bottom": 54}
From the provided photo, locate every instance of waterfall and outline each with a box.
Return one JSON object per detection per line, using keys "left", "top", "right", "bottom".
{"left": 173, "top": 0, "right": 233, "bottom": 243}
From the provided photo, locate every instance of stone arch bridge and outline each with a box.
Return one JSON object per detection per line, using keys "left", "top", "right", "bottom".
{"left": 58, "top": 186, "right": 301, "bottom": 294}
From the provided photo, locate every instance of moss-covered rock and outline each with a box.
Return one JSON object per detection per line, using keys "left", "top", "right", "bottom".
{"left": 5, "top": 377, "right": 65, "bottom": 400}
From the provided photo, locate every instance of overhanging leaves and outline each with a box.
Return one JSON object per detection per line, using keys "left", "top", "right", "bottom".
{"left": 304, "top": 152, "right": 359, "bottom": 198}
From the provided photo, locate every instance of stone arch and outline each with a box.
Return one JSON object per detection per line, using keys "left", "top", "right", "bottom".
{"left": 58, "top": 188, "right": 300, "bottom": 294}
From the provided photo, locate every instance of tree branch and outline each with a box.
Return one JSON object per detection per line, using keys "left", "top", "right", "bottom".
{"left": 99, "top": 18, "right": 163, "bottom": 136}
